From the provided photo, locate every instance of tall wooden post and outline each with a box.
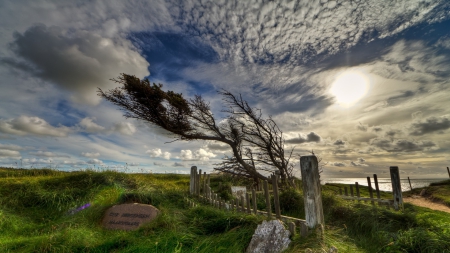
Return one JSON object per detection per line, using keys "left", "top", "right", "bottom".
{"left": 355, "top": 182, "right": 360, "bottom": 201}
{"left": 263, "top": 180, "right": 272, "bottom": 219}
{"left": 367, "top": 177, "right": 374, "bottom": 205}
{"left": 252, "top": 188, "right": 257, "bottom": 215}
{"left": 190, "top": 166, "right": 197, "bottom": 195}
{"left": 300, "top": 156, "right": 324, "bottom": 229}
{"left": 272, "top": 175, "right": 281, "bottom": 219}
{"left": 408, "top": 177, "right": 413, "bottom": 191}
{"left": 373, "top": 174, "right": 381, "bottom": 199}
{"left": 390, "top": 166, "right": 403, "bottom": 210}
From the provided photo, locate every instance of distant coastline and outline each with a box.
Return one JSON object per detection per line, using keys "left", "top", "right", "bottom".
{"left": 321, "top": 178, "right": 444, "bottom": 192}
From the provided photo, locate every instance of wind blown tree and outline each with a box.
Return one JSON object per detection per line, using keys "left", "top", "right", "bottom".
{"left": 98, "top": 74, "right": 296, "bottom": 188}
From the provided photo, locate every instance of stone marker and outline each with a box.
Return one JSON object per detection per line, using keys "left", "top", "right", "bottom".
{"left": 246, "top": 220, "right": 291, "bottom": 253}
{"left": 102, "top": 203, "right": 160, "bottom": 231}
{"left": 231, "top": 186, "right": 247, "bottom": 200}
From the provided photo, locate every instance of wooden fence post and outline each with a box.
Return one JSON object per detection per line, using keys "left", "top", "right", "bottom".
{"left": 190, "top": 166, "right": 196, "bottom": 195}
{"left": 272, "top": 175, "right": 281, "bottom": 219}
{"left": 263, "top": 180, "right": 272, "bottom": 219}
{"left": 288, "top": 222, "right": 296, "bottom": 237}
{"left": 367, "top": 177, "right": 374, "bottom": 205}
{"left": 408, "top": 177, "right": 413, "bottom": 191}
{"left": 373, "top": 174, "right": 381, "bottom": 200}
{"left": 447, "top": 167, "right": 450, "bottom": 178}
{"left": 203, "top": 173, "right": 206, "bottom": 196}
{"left": 300, "top": 156, "right": 324, "bottom": 229}
{"left": 390, "top": 166, "right": 403, "bottom": 210}
{"left": 252, "top": 188, "right": 257, "bottom": 215}
{"left": 246, "top": 192, "right": 251, "bottom": 214}
{"left": 355, "top": 182, "right": 360, "bottom": 202}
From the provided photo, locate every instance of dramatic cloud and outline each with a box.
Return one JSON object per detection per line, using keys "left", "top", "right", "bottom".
{"left": 78, "top": 118, "right": 106, "bottom": 133}
{"left": 87, "top": 159, "right": 103, "bottom": 165}
{"left": 331, "top": 162, "right": 346, "bottom": 167}
{"left": 410, "top": 116, "right": 450, "bottom": 136}
{"left": 286, "top": 132, "right": 321, "bottom": 144}
{"left": 5, "top": 24, "right": 149, "bottom": 105}
{"left": 0, "top": 149, "right": 21, "bottom": 157}
{"left": 146, "top": 148, "right": 171, "bottom": 160}
{"left": 370, "top": 138, "right": 436, "bottom": 152}
{"left": 180, "top": 149, "right": 216, "bottom": 161}
{"left": 112, "top": 122, "right": 136, "bottom": 136}
{"left": 333, "top": 140, "right": 346, "bottom": 146}
{"left": 29, "top": 151, "right": 70, "bottom": 158}
{"left": 351, "top": 161, "right": 368, "bottom": 167}
{"left": 81, "top": 152, "right": 100, "bottom": 158}
{"left": 0, "top": 116, "right": 70, "bottom": 137}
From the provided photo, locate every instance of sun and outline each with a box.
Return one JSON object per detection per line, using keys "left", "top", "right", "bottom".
{"left": 330, "top": 70, "right": 370, "bottom": 107}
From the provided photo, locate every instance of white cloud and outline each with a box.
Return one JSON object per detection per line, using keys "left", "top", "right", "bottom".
{"left": 0, "top": 116, "right": 70, "bottom": 137}
{"left": 0, "top": 149, "right": 21, "bottom": 157}
{"left": 78, "top": 118, "right": 106, "bottom": 133}
{"left": 0, "top": 143, "right": 23, "bottom": 151}
{"left": 128, "top": 162, "right": 139, "bottom": 166}
{"left": 146, "top": 148, "right": 171, "bottom": 160}
{"left": 180, "top": 148, "right": 216, "bottom": 161}
{"left": 286, "top": 132, "right": 321, "bottom": 144}
{"left": 87, "top": 159, "right": 103, "bottom": 165}
{"left": 113, "top": 122, "right": 136, "bottom": 136}
{"left": 81, "top": 152, "right": 100, "bottom": 158}
{"left": 29, "top": 151, "right": 70, "bottom": 158}
{"left": 5, "top": 24, "right": 149, "bottom": 105}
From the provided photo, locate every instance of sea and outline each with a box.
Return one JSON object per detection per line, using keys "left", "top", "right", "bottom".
{"left": 321, "top": 178, "right": 446, "bottom": 192}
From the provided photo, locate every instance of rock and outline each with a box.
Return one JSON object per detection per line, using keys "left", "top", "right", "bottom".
{"left": 102, "top": 203, "right": 160, "bottom": 231}
{"left": 246, "top": 220, "right": 291, "bottom": 253}
{"left": 420, "top": 189, "right": 427, "bottom": 196}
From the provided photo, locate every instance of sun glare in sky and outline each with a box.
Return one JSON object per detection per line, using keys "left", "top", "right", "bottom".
{"left": 330, "top": 70, "right": 370, "bottom": 107}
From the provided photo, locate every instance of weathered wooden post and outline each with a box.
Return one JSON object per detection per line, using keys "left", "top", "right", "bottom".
{"left": 252, "top": 188, "right": 257, "bottom": 215}
{"left": 390, "top": 166, "right": 403, "bottom": 210}
{"left": 246, "top": 192, "right": 251, "bottom": 214}
{"left": 288, "top": 222, "right": 296, "bottom": 237}
{"left": 300, "top": 156, "right": 324, "bottom": 229}
{"left": 263, "top": 180, "right": 272, "bottom": 219}
{"left": 408, "top": 177, "right": 413, "bottom": 191}
{"left": 367, "top": 177, "right": 374, "bottom": 205}
{"left": 373, "top": 174, "right": 381, "bottom": 200}
{"left": 190, "top": 166, "right": 197, "bottom": 195}
{"left": 272, "top": 175, "right": 281, "bottom": 219}
{"left": 447, "top": 167, "right": 450, "bottom": 178}
{"left": 203, "top": 173, "right": 206, "bottom": 196}
{"left": 355, "top": 182, "right": 360, "bottom": 202}
{"left": 198, "top": 169, "right": 202, "bottom": 194}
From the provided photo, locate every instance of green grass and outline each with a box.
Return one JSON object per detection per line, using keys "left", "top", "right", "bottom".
{"left": 0, "top": 167, "right": 449, "bottom": 252}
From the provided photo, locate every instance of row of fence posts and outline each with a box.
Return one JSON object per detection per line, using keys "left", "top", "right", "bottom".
{"left": 189, "top": 156, "right": 325, "bottom": 236}
{"left": 338, "top": 166, "right": 403, "bottom": 210}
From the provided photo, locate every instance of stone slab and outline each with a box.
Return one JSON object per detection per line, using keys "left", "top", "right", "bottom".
{"left": 102, "top": 203, "right": 160, "bottom": 230}
{"left": 231, "top": 186, "right": 247, "bottom": 199}
{"left": 246, "top": 220, "right": 291, "bottom": 253}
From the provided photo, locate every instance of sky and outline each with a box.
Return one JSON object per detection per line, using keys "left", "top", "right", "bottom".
{"left": 0, "top": 0, "right": 450, "bottom": 179}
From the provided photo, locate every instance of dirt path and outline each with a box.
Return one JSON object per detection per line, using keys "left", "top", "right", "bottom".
{"left": 404, "top": 195, "right": 450, "bottom": 214}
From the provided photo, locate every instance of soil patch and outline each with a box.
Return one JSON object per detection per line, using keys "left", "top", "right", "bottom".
{"left": 404, "top": 195, "right": 450, "bottom": 214}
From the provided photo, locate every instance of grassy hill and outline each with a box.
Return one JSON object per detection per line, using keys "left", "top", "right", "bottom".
{"left": 0, "top": 167, "right": 449, "bottom": 252}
